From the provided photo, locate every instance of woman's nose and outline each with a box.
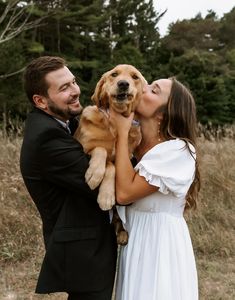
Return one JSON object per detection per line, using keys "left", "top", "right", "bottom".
{"left": 142, "top": 84, "right": 147, "bottom": 93}
{"left": 142, "top": 84, "right": 149, "bottom": 93}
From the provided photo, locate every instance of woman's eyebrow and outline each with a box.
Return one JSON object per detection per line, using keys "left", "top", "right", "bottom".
{"left": 153, "top": 82, "right": 161, "bottom": 91}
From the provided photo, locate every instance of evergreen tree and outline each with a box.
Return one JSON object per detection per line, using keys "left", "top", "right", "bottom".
{"left": 0, "top": 1, "right": 234, "bottom": 125}
{"left": 219, "top": 7, "right": 235, "bottom": 49}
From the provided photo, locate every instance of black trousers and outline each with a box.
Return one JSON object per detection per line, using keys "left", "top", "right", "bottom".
{"left": 67, "top": 285, "right": 114, "bottom": 300}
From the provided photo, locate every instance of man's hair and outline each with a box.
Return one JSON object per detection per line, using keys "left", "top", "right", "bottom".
{"left": 23, "top": 56, "right": 66, "bottom": 104}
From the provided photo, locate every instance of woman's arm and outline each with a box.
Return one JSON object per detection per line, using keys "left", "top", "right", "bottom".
{"left": 110, "top": 109, "right": 158, "bottom": 205}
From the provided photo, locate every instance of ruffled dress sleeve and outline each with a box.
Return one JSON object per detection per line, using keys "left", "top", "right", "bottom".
{"left": 135, "top": 139, "right": 196, "bottom": 198}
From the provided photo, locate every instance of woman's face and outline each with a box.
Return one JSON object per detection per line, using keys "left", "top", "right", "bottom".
{"left": 137, "top": 79, "right": 172, "bottom": 118}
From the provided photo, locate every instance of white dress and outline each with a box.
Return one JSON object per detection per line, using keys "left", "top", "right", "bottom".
{"left": 115, "top": 139, "right": 198, "bottom": 300}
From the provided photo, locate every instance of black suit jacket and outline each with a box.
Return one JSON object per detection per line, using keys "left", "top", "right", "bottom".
{"left": 20, "top": 108, "right": 117, "bottom": 293}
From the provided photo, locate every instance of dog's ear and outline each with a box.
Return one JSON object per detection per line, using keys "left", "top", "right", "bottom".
{"left": 139, "top": 72, "right": 148, "bottom": 86}
{"left": 132, "top": 72, "right": 147, "bottom": 112}
{"left": 91, "top": 75, "right": 109, "bottom": 108}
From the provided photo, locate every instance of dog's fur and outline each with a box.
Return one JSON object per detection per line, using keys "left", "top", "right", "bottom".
{"left": 73, "top": 64, "right": 146, "bottom": 243}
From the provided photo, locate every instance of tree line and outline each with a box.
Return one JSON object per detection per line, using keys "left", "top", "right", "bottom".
{"left": 0, "top": 0, "right": 234, "bottom": 126}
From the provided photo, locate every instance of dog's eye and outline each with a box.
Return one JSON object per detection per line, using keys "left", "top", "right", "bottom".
{"left": 111, "top": 72, "right": 118, "bottom": 77}
{"left": 132, "top": 74, "right": 139, "bottom": 80}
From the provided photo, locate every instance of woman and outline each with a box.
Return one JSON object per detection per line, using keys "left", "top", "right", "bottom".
{"left": 110, "top": 77, "right": 200, "bottom": 300}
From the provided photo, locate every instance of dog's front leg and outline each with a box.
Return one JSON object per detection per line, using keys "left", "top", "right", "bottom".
{"left": 97, "top": 161, "right": 115, "bottom": 210}
{"left": 85, "top": 147, "right": 107, "bottom": 190}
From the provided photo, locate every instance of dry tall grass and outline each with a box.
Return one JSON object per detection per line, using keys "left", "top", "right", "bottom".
{"left": 0, "top": 127, "right": 234, "bottom": 299}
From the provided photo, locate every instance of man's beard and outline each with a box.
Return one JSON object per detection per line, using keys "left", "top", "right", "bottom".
{"left": 47, "top": 97, "right": 82, "bottom": 120}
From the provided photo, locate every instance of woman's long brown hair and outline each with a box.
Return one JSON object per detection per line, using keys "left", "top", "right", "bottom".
{"left": 159, "top": 77, "right": 201, "bottom": 210}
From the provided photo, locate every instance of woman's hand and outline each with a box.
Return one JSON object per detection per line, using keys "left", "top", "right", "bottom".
{"left": 109, "top": 107, "right": 134, "bottom": 136}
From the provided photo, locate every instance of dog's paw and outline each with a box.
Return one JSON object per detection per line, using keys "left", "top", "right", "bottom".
{"left": 117, "top": 230, "right": 129, "bottom": 245}
{"left": 85, "top": 165, "right": 106, "bottom": 190}
{"left": 97, "top": 190, "right": 115, "bottom": 211}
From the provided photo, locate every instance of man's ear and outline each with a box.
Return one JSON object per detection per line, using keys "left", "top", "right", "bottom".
{"left": 33, "top": 95, "right": 47, "bottom": 110}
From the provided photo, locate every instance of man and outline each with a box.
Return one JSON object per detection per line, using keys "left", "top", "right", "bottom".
{"left": 20, "top": 56, "right": 117, "bottom": 300}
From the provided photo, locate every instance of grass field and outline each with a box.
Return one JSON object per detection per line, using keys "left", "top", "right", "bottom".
{"left": 0, "top": 128, "right": 234, "bottom": 299}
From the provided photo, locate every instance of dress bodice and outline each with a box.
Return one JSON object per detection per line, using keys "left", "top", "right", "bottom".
{"left": 130, "top": 191, "right": 185, "bottom": 217}
{"left": 118, "top": 139, "right": 195, "bottom": 224}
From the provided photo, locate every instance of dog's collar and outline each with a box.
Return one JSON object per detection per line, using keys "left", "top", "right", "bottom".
{"left": 132, "top": 119, "right": 140, "bottom": 127}
{"left": 99, "top": 107, "right": 140, "bottom": 127}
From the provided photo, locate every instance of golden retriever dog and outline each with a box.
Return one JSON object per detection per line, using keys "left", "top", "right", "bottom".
{"left": 73, "top": 65, "right": 146, "bottom": 242}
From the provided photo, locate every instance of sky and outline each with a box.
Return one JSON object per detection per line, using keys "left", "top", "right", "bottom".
{"left": 153, "top": 0, "right": 235, "bottom": 36}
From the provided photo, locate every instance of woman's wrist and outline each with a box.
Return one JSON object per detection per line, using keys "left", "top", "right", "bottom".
{"left": 116, "top": 130, "right": 129, "bottom": 140}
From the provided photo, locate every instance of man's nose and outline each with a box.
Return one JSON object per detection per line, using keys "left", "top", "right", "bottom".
{"left": 71, "top": 83, "right": 80, "bottom": 95}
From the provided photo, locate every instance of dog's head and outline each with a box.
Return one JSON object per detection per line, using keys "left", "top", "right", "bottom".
{"left": 91, "top": 64, "right": 147, "bottom": 116}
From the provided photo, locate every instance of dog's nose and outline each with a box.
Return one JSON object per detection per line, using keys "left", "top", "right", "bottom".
{"left": 118, "top": 80, "right": 129, "bottom": 90}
